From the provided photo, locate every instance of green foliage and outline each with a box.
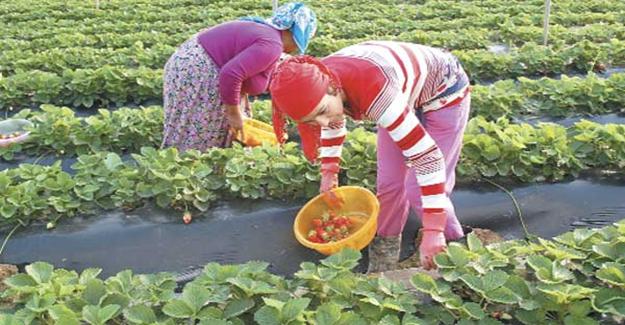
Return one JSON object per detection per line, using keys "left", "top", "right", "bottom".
{"left": 3, "top": 221, "right": 625, "bottom": 323}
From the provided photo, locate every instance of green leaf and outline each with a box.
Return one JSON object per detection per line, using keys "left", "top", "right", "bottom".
{"left": 162, "top": 300, "right": 195, "bottom": 318}
{"left": 379, "top": 314, "right": 401, "bottom": 325}
{"left": 563, "top": 315, "right": 598, "bottom": 325}
{"left": 515, "top": 309, "right": 546, "bottom": 325}
{"left": 48, "top": 304, "right": 79, "bottom": 323}
{"left": 197, "top": 306, "right": 223, "bottom": 320}
{"left": 467, "top": 233, "right": 484, "bottom": 252}
{"left": 401, "top": 314, "right": 428, "bottom": 325}
{"left": 462, "top": 302, "right": 485, "bottom": 320}
{"left": 568, "top": 300, "right": 592, "bottom": 317}
{"left": 182, "top": 284, "right": 212, "bottom": 313}
{"left": 25, "top": 262, "right": 54, "bottom": 283}
{"left": 101, "top": 293, "right": 129, "bottom": 310}
{"left": 482, "top": 270, "right": 509, "bottom": 292}
{"left": 526, "top": 255, "right": 552, "bottom": 271}
{"left": 485, "top": 287, "right": 519, "bottom": 304}
{"left": 26, "top": 294, "right": 55, "bottom": 313}
{"left": 83, "top": 279, "right": 107, "bottom": 306}
{"left": 124, "top": 305, "right": 157, "bottom": 324}
{"left": 320, "top": 248, "right": 361, "bottom": 270}
{"left": 79, "top": 268, "right": 102, "bottom": 285}
{"left": 282, "top": 298, "right": 311, "bottom": 321}
{"left": 447, "top": 245, "right": 470, "bottom": 267}
{"left": 596, "top": 262, "right": 625, "bottom": 288}
{"left": 592, "top": 242, "right": 625, "bottom": 262}
{"left": 504, "top": 275, "right": 531, "bottom": 299}
{"left": 223, "top": 298, "right": 255, "bottom": 319}
{"left": 261, "top": 297, "right": 285, "bottom": 311}
{"left": 315, "top": 302, "right": 342, "bottom": 324}
{"left": 483, "top": 144, "right": 501, "bottom": 161}
{"left": 459, "top": 274, "right": 484, "bottom": 293}
{"left": 198, "top": 319, "right": 230, "bottom": 325}
{"left": 98, "top": 304, "right": 119, "bottom": 324}
{"left": 410, "top": 273, "right": 437, "bottom": 293}
{"left": 4, "top": 273, "right": 37, "bottom": 288}
{"left": 0, "top": 314, "right": 22, "bottom": 325}
{"left": 82, "top": 304, "right": 120, "bottom": 325}
{"left": 254, "top": 306, "right": 280, "bottom": 325}
{"left": 592, "top": 287, "right": 625, "bottom": 316}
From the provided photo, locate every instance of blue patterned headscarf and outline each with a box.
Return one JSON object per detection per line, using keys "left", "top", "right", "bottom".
{"left": 240, "top": 2, "right": 317, "bottom": 54}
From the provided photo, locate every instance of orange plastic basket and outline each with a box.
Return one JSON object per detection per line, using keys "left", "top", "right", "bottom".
{"left": 293, "top": 186, "right": 380, "bottom": 255}
{"left": 236, "top": 118, "right": 283, "bottom": 147}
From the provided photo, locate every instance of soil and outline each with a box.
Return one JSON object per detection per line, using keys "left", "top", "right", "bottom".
{"left": 0, "top": 264, "right": 18, "bottom": 307}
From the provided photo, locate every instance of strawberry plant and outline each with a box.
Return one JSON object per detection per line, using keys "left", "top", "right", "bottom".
{"left": 3, "top": 219, "right": 624, "bottom": 323}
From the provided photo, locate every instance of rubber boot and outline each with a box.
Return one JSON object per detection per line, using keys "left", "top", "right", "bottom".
{"left": 367, "top": 235, "right": 401, "bottom": 273}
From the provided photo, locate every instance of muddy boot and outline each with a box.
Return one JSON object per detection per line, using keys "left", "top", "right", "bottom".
{"left": 367, "top": 235, "right": 401, "bottom": 273}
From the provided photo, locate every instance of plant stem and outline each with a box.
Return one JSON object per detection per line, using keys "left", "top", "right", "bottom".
{"left": 33, "top": 150, "right": 52, "bottom": 165}
{"left": 480, "top": 178, "right": 534, "bottom": 240}
{"left": 0, "top": 223, "right": 21, "bottom": 257}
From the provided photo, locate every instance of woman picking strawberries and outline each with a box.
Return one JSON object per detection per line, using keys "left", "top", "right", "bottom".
{"left": 269, "top": 41, "right": 470, "bottom": 271}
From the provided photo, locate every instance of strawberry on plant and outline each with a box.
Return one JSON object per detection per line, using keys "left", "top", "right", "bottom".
{"left": 183, "top": 211, "right": 192, "bottom": 224}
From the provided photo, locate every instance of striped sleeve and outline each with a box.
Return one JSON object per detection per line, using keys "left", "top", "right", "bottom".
{"left": 375, "top": 86, "right": 449, "bottom": 214}
{"left": 319, "top": 117, "right": 347, "bottom": 166}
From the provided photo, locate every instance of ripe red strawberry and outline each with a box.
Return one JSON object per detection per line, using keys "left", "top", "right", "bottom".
{"left": 312, "top": 218, "right": 323, "bottom": 227}
{"left": 183, "top": 211, "right": 192, "bottom": 224}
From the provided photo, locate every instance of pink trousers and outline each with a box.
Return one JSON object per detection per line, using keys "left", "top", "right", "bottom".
{"left": 376, "top": 95, "right": 471, "bottom": 239}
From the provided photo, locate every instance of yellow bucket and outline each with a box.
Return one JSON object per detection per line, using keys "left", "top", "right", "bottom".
{"left": 236, "top": 118, "right": 283, "bottom": 147}
{"left": 293, "top": 186, "right": 379, "bottom": 255}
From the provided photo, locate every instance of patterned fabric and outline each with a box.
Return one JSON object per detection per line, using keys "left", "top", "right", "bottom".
{"left": 162, "top": 36, "right": 232, "bottom": 151}
{"left": 319, "top": 41, "right": 471, "bottom": 215}
{"left": 241, "top": 2, "right": 317, "bottom": 54}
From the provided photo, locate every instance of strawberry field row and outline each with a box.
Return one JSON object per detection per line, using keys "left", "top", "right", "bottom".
{"left": 2, "top": 65, "right": 624, "bottom": 119}
{"left": 3, "top": 223, "right": 625, "bottom": 325}
{"left": 1, "top": 110, "right": 624, "bottom": 226}
{"left": 3, "top": 25, "right": 625, "bottom": 77}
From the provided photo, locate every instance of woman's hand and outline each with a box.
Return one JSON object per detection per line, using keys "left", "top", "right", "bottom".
{"left": 224, "top": 104, "right": 244, "bottom": 140}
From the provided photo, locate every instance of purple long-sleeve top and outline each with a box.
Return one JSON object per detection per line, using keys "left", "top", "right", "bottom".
{"left": 198, "top": 21, "right": 283, "bottom": 106}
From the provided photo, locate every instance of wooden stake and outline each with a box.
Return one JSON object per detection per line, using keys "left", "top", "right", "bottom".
{"left": 543, "top": 0, "right": 552, "bottom": 46}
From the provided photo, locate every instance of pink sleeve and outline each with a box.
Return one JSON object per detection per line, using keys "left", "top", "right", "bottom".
{"left": 218, "top": 39, "right": 282, "bottom": 105}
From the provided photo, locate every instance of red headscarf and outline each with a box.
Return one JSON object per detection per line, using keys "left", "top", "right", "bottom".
{"left": 269, "top": 56, "right": 341, "bottom": 162}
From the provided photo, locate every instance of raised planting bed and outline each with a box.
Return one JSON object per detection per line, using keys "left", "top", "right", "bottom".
{"left": 1, "top": 218, "right": 624, "bottom": 324}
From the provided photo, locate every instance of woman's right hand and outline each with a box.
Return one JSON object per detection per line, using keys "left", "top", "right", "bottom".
{"left": 224, "top": 104, "right": 244, "bottom": 139}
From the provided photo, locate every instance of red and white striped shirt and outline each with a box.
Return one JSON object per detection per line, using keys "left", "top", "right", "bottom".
{"left": 320, "top": 41, "right": 469, "bottom": 213}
